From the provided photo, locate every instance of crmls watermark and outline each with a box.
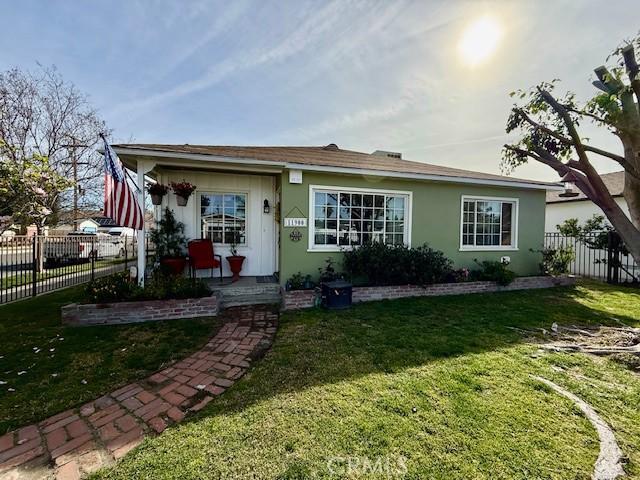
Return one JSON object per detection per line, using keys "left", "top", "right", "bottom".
{"left": 326, "top": 455, "right": 408, "bottom": 477}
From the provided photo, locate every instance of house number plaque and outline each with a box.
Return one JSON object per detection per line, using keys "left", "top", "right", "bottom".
{"left": 284, "top": 217, "right": 307, "bottom": 227}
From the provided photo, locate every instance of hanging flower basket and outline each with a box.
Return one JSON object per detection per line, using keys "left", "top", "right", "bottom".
{"left": 146, "top": 183, "right": 169, "bottom": 206}
{"left": 170, "top": 181, "right": 196, "bottom": 207}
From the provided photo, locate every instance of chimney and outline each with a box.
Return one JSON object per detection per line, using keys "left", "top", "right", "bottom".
{"left": 372, "top": 150, "right": 402, "bottom": 159}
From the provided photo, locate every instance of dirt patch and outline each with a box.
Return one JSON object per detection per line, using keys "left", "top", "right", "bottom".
{"left": 510, "top": 323, "right": 640, "bottom": 372}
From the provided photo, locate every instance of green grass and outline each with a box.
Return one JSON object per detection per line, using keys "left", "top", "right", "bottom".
{"left": 93, "top": 281, "right": 640, "bottom": 479}
{"left": 0, "top": 287, "right": 219, "bottom": 433}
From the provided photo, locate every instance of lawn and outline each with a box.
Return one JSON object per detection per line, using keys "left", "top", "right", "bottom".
{"left": 93, "top": 281, "right": 640, "bottom": 480}
{"left": 0, "top": 287, "right": 219, "bottom": 433}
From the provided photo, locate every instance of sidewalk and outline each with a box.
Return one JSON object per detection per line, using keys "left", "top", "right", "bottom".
{"left": 0, "top": 305, "right": 278, "bottom": 480}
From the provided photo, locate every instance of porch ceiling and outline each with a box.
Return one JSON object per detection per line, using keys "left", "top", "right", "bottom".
{"left": 117, "top": 151, "right": 284, "bottom": 177}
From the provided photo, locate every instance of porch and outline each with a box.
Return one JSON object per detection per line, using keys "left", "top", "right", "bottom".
{"left": 115, "top": 147, "right": 284, "bottom": 285}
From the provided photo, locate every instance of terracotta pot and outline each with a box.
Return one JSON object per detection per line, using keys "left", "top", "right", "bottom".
{"left": 150, "top": 193, "right": 163, "bottom": 205}
{"left": 160, "top": 257, "right": 186, "bottom": 275}
{"left": 226, "top": 255, "right": 246, "bottom": 282}
{"left": 176, "top": 195, "right": 189, "bottom": 207}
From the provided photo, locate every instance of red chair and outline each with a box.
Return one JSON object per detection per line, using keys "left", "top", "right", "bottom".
{"left": 188, "top": 239, "right": 223, "bottom": 281}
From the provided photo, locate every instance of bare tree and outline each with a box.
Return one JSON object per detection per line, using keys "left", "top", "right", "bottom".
{"left": 0, "top": 65, "right": 110, "bottom": 226}
{"left": 503, "top": 36, "right": 640, "bottom": 264}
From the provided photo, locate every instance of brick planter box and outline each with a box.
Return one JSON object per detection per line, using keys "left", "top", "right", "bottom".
{"left": 62, "top": 294, "right": 220, "bottom": 326}
{"left": 281, "top": 276, "right": 575, "bottom": 311}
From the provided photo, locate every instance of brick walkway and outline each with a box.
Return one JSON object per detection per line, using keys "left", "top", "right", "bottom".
{"left": 0, "top": 305, "right": 278, "bottom": 480}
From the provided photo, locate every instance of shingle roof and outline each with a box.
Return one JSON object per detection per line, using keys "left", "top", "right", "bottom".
{"left": 546, "top": 171, "right": 624, "bottom": 203}
{"left": 91, "top": 216, "right": 119, "bottom": 227}
{"left": 114, "top": 143, "right": 558, "bottom": 188}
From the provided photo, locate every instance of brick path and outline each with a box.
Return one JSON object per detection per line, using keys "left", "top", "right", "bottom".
{"left": 0, "top": 305, "right": 278, "bottom": 480}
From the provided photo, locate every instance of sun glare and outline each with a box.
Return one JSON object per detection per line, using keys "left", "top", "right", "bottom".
{"left": 458, "top": 16, "right": 503, "bottom": 67}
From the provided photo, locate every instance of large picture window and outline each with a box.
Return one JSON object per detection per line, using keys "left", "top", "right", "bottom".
{"left": 200, "top": 193, "right": 247, "bottom": 244}
{"left": 461, "top": 196, "right": 517, "bottom": 250}
{"left": 310, "top": 187, "right": 410, "bottom": 250}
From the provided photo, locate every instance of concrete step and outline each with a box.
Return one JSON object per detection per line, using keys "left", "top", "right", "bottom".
{"left": 221, "top": 293, "right": 281, "bottom": 308}
{"left": 211, "top": 284, "right": 280, "bottom": 297}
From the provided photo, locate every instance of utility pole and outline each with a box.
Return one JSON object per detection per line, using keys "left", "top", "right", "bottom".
{"left": 61, "top": 138, "right": 89, "bottom": 231}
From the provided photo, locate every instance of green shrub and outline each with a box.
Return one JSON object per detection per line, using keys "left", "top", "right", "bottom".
{"left": 85, "top": 271, "right": 211, "bottom": 303}
{"left": 85, "top": 272, "right": 138, "bottom": 303}
{"left": 470, "top": 260, "right": 516, "bottom": 286}
{"left": 140, "top": 272, "right": 211, "bottom": 300}
{"left": 535, "top": 245, "right": 575, "bottom": 276}
{"left": 286, "top": 272, "right": 314, "bottom": 291}
{"left": 318, "top": 257, "right": 341, "bottom": 283}
{"left": 342, "top": 242, "right": 452, "bottom": 286}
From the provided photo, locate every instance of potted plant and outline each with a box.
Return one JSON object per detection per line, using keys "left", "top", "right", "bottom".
{"left": 226, "top": 233, "right": 246, "bottom": 282}
{"left": 170, "top": 180, "right": 196, "bottom": 206}
{"left": 146, "top": 183, "right": 169, "bottom": 206}
{"left": 149, "top": 207, "right": 187, "bottom": 275}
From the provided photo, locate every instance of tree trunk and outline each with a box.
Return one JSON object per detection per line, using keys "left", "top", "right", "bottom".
{"left": 600, "top": 199, "right": 640, "bottom": 266}
{"left": 625, "top": 172, "right": 640, "bottom": 230}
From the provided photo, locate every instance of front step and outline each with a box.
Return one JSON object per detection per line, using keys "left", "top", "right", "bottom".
{"left": 221, "top": 293, "right": 281, "bottom": 308}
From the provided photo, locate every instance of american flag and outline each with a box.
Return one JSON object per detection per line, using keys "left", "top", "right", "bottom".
{"left": 103, "top": 138, "right": 144, "bottom": 230}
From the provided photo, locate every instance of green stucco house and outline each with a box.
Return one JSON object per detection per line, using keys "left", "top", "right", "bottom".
{"left": 115, "top": 143, "right": 559, "bottom": 284}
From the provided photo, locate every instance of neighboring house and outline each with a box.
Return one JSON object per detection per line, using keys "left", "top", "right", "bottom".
{"left": 78, "top": 218, "right": 101, "bottom": 233}
{"left": 545, "top": 171, "right": 630, "bottom": 231}
{"left": 114, "top": 143, "right": 560, "bottom": 282}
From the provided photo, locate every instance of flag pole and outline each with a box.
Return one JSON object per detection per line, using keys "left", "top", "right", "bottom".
{"left": 136, "top": 160, "right": 146, "bottom": 287}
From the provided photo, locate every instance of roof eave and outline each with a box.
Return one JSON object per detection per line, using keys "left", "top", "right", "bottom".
{"left": 112, "top": 146, "right": 562, "bottom": 191}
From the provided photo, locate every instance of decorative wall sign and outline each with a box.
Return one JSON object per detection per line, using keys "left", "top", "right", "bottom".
{"left": 284, "top": 217, "right": 307, "bottom": 227}
{"left": 283, "top": 206, "right": 307, "bottom": 228}
{"left": 290, "top": 228, "right": 303, "bottom": 242}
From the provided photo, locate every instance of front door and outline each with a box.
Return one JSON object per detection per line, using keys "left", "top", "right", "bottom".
{"left": 192, "top": 173, "right": 276, "bottom": 277}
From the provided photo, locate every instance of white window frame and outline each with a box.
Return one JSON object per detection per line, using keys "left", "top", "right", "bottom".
{"left": 459, "top": 195, "right": 519, "bottom": 251}
{"left": 198, "top": 190, "right": 249, "bottom": 246}
{"left": 308, "top": 185, "right": 412, "bottom": 252}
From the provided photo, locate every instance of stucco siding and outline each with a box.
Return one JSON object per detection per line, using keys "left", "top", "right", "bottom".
{"left": 280, "top": 170, "right": 546, "bottom": 283}
{"left": 545, "top": 197, "right": 629, "bottom": 232}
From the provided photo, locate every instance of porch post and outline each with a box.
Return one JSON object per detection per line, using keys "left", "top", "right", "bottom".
{"left": 136, "top": 160, "right": 146, "bottom": 286}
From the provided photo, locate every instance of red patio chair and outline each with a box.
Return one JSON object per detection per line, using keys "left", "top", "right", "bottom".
{"left": 188, "top": 239, "right": 223, "bottom": 281}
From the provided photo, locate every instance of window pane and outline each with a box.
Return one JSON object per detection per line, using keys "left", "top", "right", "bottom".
{"left": 201, "top": 193, "right": 246, "bottom": 245}
{"left": 501, "top": 202, "right": 513, "bottom": 246}
{"left": 314, "top": 190, "right": 408, "bottom": 247}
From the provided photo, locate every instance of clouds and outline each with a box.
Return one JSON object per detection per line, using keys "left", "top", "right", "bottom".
{"left": 1, "top": 0, "right": 637, "bottom": 181}
{"left": 107, "top": 0, "right": 351, "bottom": 121}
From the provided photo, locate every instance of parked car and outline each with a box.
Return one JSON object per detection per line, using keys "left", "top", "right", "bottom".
{"left": 43, "top": 231, "right": 135, "bottom": 268}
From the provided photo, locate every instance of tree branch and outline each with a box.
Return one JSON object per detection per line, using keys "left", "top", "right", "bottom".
{"left": 622, "top": 44, "right": 640, "bottom": 108}
{"left": 516, "top": 107, "right": 630, "bottom": 167}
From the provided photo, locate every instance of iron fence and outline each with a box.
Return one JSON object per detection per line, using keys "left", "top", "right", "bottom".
{"left": 544, "top": 231, "right": 639, "bottom": 283}
{"left": 0, "top": 234, "right": 151, "bottom": 304}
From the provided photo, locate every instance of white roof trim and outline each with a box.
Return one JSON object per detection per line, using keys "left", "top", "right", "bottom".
{"left": 113, "top": 147, "right": 562, "bottom": 191}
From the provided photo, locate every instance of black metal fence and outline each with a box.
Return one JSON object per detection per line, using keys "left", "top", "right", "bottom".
{"left": 0, "top": 235, "right": 146, "bottom": 304}
{"left": 544, "top": 231, "right": 639, "bottom": 283}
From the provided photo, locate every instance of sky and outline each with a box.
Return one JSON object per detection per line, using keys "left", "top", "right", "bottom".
{"left": 1, "top": 0, "right": 638, "bottom": 182}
